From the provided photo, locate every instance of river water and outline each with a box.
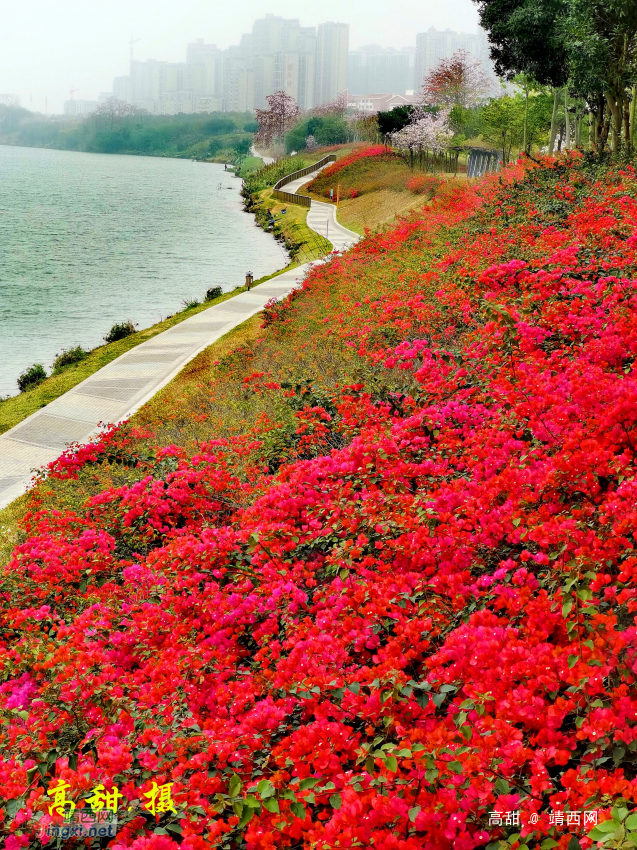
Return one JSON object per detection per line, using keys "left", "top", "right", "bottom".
{"left": 0, "top": 145, "right": 287, "bottom": 397}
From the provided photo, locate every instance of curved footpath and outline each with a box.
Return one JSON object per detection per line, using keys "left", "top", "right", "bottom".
{"left": 0, "top": 161, "right": 358, "bottom": 509}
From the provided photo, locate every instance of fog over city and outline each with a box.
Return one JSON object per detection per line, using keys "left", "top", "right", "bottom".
{"left": 2, "top": 0, "right": 480, "bottom": 113}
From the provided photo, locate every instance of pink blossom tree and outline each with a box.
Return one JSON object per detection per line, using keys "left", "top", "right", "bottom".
{"left": 421, "top": 49, "right": 492, "bottom": 109}
{"left": 255, "top": 91, "right": 301, "bottom": 149}
{"left": 391, "top": 109, "right": 454, "bottom": 169}
{"left": 309, "top": 92, "right": 348, "bottom": 118}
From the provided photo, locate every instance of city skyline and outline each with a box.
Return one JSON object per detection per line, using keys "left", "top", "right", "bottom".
{"left": 1, "top": 0, "right": 481, "bottom": 114}
{"left": 61, "top": 17, "right": 491, "bottom": 118}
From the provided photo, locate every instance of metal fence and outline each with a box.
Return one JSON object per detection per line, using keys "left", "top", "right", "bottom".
{"left": 272, "top": 154, "right": 337, "bottom": 205}
{"left": 467, "top": 149, "right": 502, "bottom": 178}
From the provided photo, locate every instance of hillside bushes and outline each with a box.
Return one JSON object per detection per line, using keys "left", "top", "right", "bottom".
{"left": 2, "top": 153, "right": 637, "bottom": 849}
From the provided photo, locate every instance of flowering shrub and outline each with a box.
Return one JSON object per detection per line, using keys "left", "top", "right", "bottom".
{"left": 406, "top": 174, "right": 443, "bottom": 195}
{"left": 3, "top": 153, "right": 637, "bottom": 849}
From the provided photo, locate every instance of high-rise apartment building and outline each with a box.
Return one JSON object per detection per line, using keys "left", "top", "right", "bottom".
{"left": 250, "top": 15, "right": 318, "bottom": 110}
{"left": 107, "top": 16, "right": 349, "bottom": 115}
{"left": 187, "top": 39, "right": 223, "bottom": 102}
{"left": 315, "top": 22, "right": 349, "bottom": 105}
{"left": 348, "top": 46, "right": 414, "bottom": 95}
{"left": 414, "top": 26, "right": 491, "bottom": 91}
{"left": 223, "top": 41, "right": 255, "bottom": 113}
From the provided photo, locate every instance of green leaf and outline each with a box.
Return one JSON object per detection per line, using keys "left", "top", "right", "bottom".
{"left": 587, "top": 827, "right": 610, "bottom": 841}
{"left": 347, "top": 682, "right": 360, "bottom": 695}
{"left": 257, "top": 779, "right": 275, "bottom": 799}
{"left": 384, "top": 756, "right": 397, "bottom": 772}
{"left": 290, "top": 802, "right": 306, "bottom": 819}
{"left": 416, "top": 691, "right": 430, "bottom": 709}
{"left": 494, "top": 778, "right": 510, "bottom": 794}
{"left": 165, "top": 824, "right": 183, "bottom": 834}
{"left": 262, "top": 797, "right": 279, "bottom": 814}
{"left": 238, "top": 805, "right": 256, "bottom": 828}
{"left": 540, "top": 840, "right": 558, "bottom": 849}
{"left": 329, "top": 793, "right": 343, "bottom": 809}
{"left": 228, "top": 774, "right": 243, "bottom": 798}
{"left": 625, "top": 814, "right": 637, "bottom": 830}
{"left": 567, "top": 654, "right": 579, "bottom": 669}
{"left": 408, "top": 806, "right": 421, "bottom": 823}
{"left": 567, "top": 837, "right": 582, "bottom": 850}
{"left": 448, "top": 761, "right": 463, "bottom": 774}
{"left": 562, "top": 600, "right": 573, "bottom": 617}
{"left": 595, "top": 819, "right": 621, "bottom": 833}
{"left": 299, "top": 777, "right": 320, "bottom": 791}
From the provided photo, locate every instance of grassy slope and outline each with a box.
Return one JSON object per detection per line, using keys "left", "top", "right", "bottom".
{"left": 302, "top": 147, "right": 463, "bottom": 234}
{"left": 254, "top": 188, "right": 332, "bottom": 262}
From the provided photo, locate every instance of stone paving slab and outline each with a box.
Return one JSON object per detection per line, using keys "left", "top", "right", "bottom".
{"left": 0, "top": 163, "right": 359, "bottom": 510}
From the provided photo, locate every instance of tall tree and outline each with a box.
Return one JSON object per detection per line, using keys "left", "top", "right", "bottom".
{"left": 255, "top": 91, "right": 300, "bottom": 149}
{"left": 564, "top": 0, "right": 637, "bottom": 150}
{"left": 473, "top": 0, "right": 569, "bottom": 87}
{"left": 421, "top": 49, "right": 493, "bottom": 108}
{"left": 473, "top": 0, "right": 637, "bottom": 151}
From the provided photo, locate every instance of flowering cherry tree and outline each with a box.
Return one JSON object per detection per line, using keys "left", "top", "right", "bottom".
{"left": 391, "top": 109, "right": 454, "bottom": 169}
{"left": 421, "top": 48, "right": 492, "bottom": 108}
{"left": 309, "top": 91, "right": 348, "bottom": 117}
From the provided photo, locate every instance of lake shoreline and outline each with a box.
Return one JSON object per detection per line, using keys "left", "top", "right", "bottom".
{"left": 0, "top": 147, "right": 288, "bottom": 396}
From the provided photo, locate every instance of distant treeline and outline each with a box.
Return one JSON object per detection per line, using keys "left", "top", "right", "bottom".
{"left": 0, "top": 106, "right": 258, "bottom": 159}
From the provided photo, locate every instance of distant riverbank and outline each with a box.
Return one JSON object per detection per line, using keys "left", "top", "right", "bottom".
{"left": 0, "top": 105, "right": 256, "bottom": 161}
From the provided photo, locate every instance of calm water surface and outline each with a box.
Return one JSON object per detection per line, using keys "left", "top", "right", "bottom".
{"left": 0, "top": 145, "right": 287, "bottom": 396}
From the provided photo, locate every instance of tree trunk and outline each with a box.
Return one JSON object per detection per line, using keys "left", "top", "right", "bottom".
{"left": 606, "top": 93, "right": 621, "bottom": 153}
{"left": 630, "top": 86, "right": 636, "bottom": 150}
{"left": 622, "top": 90, "right": 631, "bottom": 151}
{"left": 523, "top": 80, "right": 529, "bottom": 153}
{"left": 549, "top": 89, "right": 560, "bottom": 153}
{"left": 595, "top": 92, "right": 605, "bottom": 151}
{"left": 564, "top": 90, "right": 570, "bottom": 151}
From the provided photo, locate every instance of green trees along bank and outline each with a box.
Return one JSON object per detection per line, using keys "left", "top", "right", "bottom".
{"left": 0, "top": 105, "right": 257, "bottom": 161}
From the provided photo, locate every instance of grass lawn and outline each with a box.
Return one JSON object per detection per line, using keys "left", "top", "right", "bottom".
{"left": 255, "top": 188, "right": 333, "bottom": 262}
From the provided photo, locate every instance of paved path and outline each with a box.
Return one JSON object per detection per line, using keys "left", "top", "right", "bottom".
{"left": 0, "top": 162, "right": 358, "bottom": 509}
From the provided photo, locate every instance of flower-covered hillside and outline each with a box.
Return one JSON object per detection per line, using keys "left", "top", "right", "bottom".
{"left": 2, "top": 154, "right": 637, "bottom": 850}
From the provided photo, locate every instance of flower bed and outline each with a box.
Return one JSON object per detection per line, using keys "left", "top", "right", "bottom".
{"left": 2, "top": 154, "right": 637, "bottom": 849}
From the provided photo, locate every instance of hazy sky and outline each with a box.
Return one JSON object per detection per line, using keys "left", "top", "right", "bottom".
{"left": 2, "top": 0, "right": 480, "bottom": 113}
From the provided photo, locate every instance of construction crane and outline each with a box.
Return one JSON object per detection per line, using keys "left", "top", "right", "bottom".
{"left": 69, "top": 88, "right": 79, "bottom": 100}
{"left": 129, "top": 38, "right": 141, "bottom": 63}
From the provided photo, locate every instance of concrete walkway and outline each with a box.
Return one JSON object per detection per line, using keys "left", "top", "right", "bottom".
{"left": 0, "top": 162, "right": 359, "bottom": 509}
